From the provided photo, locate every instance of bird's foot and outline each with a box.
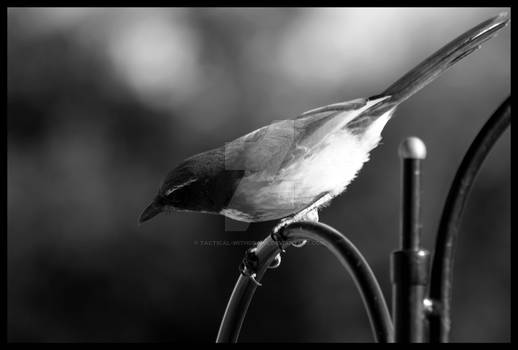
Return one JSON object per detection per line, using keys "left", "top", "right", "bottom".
{"left": 272, "top": 217, "right": 294, "bottom": 236}
{"left": 272, "top": 217, "right": 307, "bottom": 249}
{"left": 272, "top": 208, "right": 320, "bottom": 249}
{"left": 291, "top": 240, "right": 307, "bottom": 248}
{"left": 268, "top": 253, "right": 282, "bottom": 269}
{"left": 239, "top": 247, "right": 262, "bottom": 286}
{"left": 270, "top": 228, "right": 287, "bottom": 253}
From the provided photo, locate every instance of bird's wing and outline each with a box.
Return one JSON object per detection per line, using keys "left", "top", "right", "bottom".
{"left": 295, "top": 97, "right": 368, "bottom": 119}
{"left": 277, "top": 95, "right": 392, "bottom": 168}
{"left": 223, "top": 119, "right": 300, "bottom": 179}
{"left": 223, "top": 96, "right": 390, "bottom": 180}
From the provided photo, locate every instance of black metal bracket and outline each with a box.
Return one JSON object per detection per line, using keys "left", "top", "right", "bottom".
{"left": 216, "top": 222, "right": 394, "bottom": 343}
{"left": 427, "top": 96, "right": 511, "bottom": 342}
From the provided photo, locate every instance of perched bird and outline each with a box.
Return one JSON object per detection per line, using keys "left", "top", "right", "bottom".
{"left": 139, "top": 14, "right": 509, "bottom": 231}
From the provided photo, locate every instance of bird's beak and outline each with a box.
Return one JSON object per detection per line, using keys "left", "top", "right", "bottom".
{"left": 139, "top": 201, "right": 162, "bottom": 224}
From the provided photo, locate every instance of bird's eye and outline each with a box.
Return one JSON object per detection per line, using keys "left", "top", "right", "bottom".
{"left": 163, "top": 177, "right": 198, "bottom": 197}
{"left": 164, "top": 188, "right": 176, "bottom": 197}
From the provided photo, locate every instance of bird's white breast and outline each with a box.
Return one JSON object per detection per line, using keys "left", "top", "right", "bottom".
{"left": 223, "top": 107, "right": 394, "bottom": 222}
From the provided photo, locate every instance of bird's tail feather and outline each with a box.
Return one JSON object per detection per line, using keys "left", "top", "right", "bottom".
{"left": 378, "top": 13, "right": 509, "bottom": 106}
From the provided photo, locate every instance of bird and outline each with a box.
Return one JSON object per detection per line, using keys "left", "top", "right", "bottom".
{"left": 139, "top": 13, "right": 509, "bottom": 233}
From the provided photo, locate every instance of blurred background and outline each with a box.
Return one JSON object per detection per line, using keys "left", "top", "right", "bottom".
{"left": 7, "top": 7, "right": 510, "bottom": 342}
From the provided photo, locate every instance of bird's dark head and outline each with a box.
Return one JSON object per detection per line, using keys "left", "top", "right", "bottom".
{"left": 139, "top": 148, "right": 242, "bottom": 224}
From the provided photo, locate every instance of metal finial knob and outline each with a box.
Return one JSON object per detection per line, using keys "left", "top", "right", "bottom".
{"left": 399, "top": 137, "right": 427, "bottom": 159}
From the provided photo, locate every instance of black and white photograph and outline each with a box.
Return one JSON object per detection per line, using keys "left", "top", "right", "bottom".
{"left": 7, "top": 7, "right": 510, "bottom": 342}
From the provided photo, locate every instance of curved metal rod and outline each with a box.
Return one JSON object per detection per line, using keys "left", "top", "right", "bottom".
{"left": 428, "top": 96, "right": 511, "bottom": 342}
{"left": 216, "top": 221, "right": 394, "bottom": 343}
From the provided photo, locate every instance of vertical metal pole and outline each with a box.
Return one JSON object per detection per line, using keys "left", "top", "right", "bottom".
{"left": 392, "top": 137, "right": 431, "bottom": 342}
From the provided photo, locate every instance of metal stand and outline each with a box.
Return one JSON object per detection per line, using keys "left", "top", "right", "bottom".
{"left": 216, "top": 97, "right": 510, "bottom": 343}
{"left": 391, "top": 137, "right": 430, "bottom": 342}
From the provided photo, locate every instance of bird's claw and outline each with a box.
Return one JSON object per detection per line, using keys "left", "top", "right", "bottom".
{"left": 270, "top": 230, "right": 287, "bottom": 253}
{"left": 246, "top": 271, "right": 262, "bottom": 287}
{"left": 291, "top": 239, "right": 307, "bottom": 248}
{"left": 268, "top": 253, "right": 282, "bottom": 269}
{"left": 239, "top": 247, "right": 262, "bottom": 287}
{"left": 273, "top": 218, "right": 292, "bottom": 236}
{"left": 272, "top": 219, "right": 308, "bottom": 249}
